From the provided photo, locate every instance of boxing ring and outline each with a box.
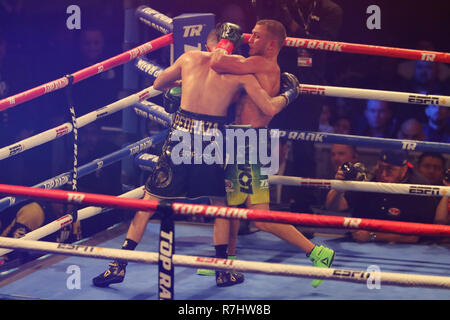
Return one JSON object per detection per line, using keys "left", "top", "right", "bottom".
{"left": 0, "top": 6, "right": 449, "bottom": 301}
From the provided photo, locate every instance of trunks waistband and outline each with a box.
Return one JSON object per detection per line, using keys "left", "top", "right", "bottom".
{"left": 172, "top": 109, "right": 227, "bottom": 134}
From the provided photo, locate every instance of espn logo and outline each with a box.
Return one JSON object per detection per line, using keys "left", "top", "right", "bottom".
{"left": 56, "top": 126, "right": 70, "bottom": 137}
{"left": 299, "top": 86, "right": 325, "bottom": 95}
{"left": 182, "top": 24, "right": 203, "bottom": 37}
{"left": 9, "top": 144, "right": 24, "bottom": 156}
{"left": 409, "top": 186, "right": 440, "bottom": 196}
{"left": 408, "top": 95, "right": 440, "bottom": 105}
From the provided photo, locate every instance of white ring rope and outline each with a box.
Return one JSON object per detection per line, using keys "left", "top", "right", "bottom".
{"left": 134, "top": 153, "right": 450, "bottom": 198}
{"left": 0, "top": 86, "right": 162, "bottom": 161}
{"left": 0, "top": 186, "right": 145, "bottom": 257}
{"left": 299, "top": 84, "right": 450, "bottom": 107}
{"left": 0, "top": 236, "right": 448, "bottom": 289}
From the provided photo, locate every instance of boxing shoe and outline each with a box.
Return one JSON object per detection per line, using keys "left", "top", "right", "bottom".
{"left": 216, "top": 270, "right": 245, "bottom": 287}
{"left": 308, "top": 245, "right": 335, "bottom": 288}
{"left": 92, "top": 260, "right": 127, "bottom": 287}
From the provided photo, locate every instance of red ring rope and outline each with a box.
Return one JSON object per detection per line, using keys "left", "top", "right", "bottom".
{"left": 0, "top": 183, "right": 449, "bottom": 237}
{"left": 0, "top": 33, "right": 173, "bottom": 112}
{"left": 243, "top": 34, "right": 450, "bottom": 63}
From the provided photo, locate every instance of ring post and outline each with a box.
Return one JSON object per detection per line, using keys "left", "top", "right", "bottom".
{"left": 157, "top": 200, "right": 175, "bottom": 300}
{"left": 172, "top": 13, "right": 215, "bottom": 62}
{"left": 122, "top": 0, "right": 142, "bottom": 189}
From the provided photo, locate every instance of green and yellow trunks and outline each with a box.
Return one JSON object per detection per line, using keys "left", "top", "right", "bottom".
{"left": 224, "top": 125, "right": 270, "bottom": 206}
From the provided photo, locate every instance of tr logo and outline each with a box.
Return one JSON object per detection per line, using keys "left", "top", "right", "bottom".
{"left": 183, "top": 24, "right": 203, "bottom": 37}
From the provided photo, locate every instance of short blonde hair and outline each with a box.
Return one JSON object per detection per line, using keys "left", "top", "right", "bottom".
{"left": 256, "top": 19, "right": 286, "bottom": 49}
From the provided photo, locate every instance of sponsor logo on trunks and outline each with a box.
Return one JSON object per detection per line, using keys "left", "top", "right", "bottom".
{"left": 407, "top": 95, "right": 440, "bottom": 105}
{"left": 409, "top": 186, "right": 440, "bottom": 196}
{"left": 170, "top": 126, "right": 280, "bottom": 175}
{"left": 238, "top": 164, "right": 253, "bottom": 194}
{"left": 224, "top": 179, "right": 234, "bottom": 193}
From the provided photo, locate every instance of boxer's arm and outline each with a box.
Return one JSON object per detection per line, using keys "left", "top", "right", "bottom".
{"left": 153, "top": 55, "right": 184, "bottom": 91}
{"left": 238, "top": 75, "right": 287, "bottom": 117}
{"left": 211, "top": 52, "right": 266, "bottom": 75}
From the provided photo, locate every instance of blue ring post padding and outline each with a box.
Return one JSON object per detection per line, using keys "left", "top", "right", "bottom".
{"left": 0, "top": 130, "right": 169, "bottom": 212}
{"left": 136, "top": 6, "right": 174, "bottom": 34}
{"left": 133, "top": 101, "right": 172, "bottom": 127}
{"left": 274, "top": 129, "right": 450, "bottom": 154}
{"left": 134, "top": 57, "right": 165, "bottom": 81}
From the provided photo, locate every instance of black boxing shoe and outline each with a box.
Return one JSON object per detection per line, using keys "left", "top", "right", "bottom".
{"left": 216, "top": 270, "right": 245, "bottom": 287}
{"left": 92, "top": 260, "right": 127, "bottom": 287}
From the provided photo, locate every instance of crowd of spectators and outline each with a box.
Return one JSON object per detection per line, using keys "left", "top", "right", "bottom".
{"left": 0, "top": 0, "right": 449, "bottom": 262}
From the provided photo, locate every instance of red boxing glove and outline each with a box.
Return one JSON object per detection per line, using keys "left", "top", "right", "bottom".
{"left": 215, "top": 22, "right": 243, "bottom": 54}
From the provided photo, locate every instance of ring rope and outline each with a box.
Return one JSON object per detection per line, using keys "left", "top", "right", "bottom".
{"left": 0, "top": 130, "right": 168, "bottom": 212}
{"left": 0, "top": 186, "right": 145, "bottom": 257}
{"left": 0, "top": 184, "right": 449, "bottom": 236}
{"left": 136, "top": 5, "right": 174, "bottom": 35}
{"left": 298, "top": 84, "right": 450, "bottom": 107}
{"left": 128, "top": 100, "right": 450, "bottom": 153}
{"left": 0, "top": 86, "right": 162, "bottom": 161}
{"left": 131, "top": 60, "right": 450, "bottom": 154}
{"left": 276, "top": 129, "right": 450, "bottom": 153}
{"left": 0, "top": 236, "right": 449, "bottom": 289}
{"left": 133, "top": 100, "right": 172, "bottom": 127}
{"left": 0, "top": 33, "right": 173, "bottom": 112}
{"left": 132, "top": 153, "right": 450, "bottom": 197}
{"left": 243, "top": 34, "right": 450, "bottom": 63}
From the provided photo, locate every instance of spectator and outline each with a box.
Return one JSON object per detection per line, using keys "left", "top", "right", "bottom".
{"left": 326, "top": 149, "right": 438, "bottom": 243}
{"left": 0, "top": 201, "right": 63, "bottom": 266}
{"left": 422, "top": 104, "right": 450, "bottom": 143}
{"left": 397, "top": 41, "right": 450, "bottom": 123}
{"left": 318, "top": 104, "right": 334, "bottom": 133}
{"left": 416, "top": 152, "right": 449, "bottom": 226}
{"left": 71, "top": 26, "right": 122, "bottom": 126}
{"left": 417, "top": 152, "right": 446, "bottom": 186}
{"left": 396, "top": 118, "right": 425, "bottom": 141}
{"left": 314, "top": 144, "right": 358, "bottom": 209}
{"left": 329, "top": 144, "right": 358, "bottom": 174}
{"left": 354, "top": 100, "right": 397, "bottom": 138}
{"left": 332, "top": 116, "right": 352, "bottom": 135}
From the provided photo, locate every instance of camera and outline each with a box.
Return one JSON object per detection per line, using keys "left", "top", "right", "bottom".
{"left": 341, "top": 162, "right": 368, "bottom": 181}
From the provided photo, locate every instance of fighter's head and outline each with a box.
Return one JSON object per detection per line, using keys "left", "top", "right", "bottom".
{"left": 248, "top": 19, "right": 286, "bottom": 57}
{"left": 206, "top": 28, "right": 219, "bottom": 52}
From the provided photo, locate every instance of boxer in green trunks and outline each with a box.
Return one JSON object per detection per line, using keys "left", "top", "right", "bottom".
{"left": 210, "top": 19, "right": 335, "bottom": 288}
